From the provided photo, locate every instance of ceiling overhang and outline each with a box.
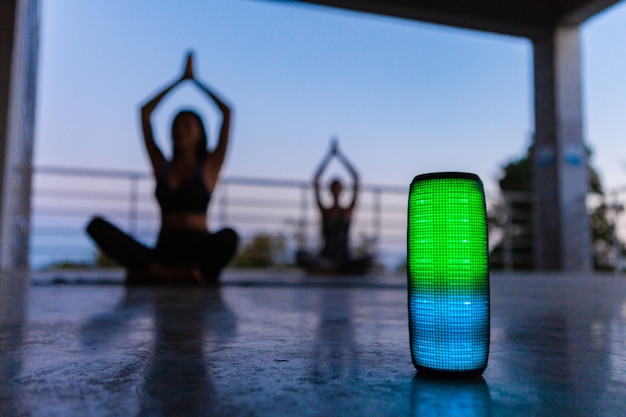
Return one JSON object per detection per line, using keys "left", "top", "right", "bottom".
{"left": 289, "top": 0, "right": 623, "bottom": 38}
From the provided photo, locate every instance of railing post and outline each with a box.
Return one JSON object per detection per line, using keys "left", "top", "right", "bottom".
{"left": 219, "top": 180, "right": 229, "bottom": 227}
{"left": 502, "top": 193, "right": 513, "bottom": 272}
{"left": 372, "top": 187, "right": 381, "bottom": 255}
{"left": 298, "top": 184, "right": 309, "bottom": 249}
{"left": 129, "top": 174, "right": 139, "bottom": 237}
{"left": 612, "top": 192, "right": 622, "bottom": 277}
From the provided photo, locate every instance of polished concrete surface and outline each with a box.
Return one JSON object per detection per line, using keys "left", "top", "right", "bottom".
{"left": 1, "top": 270, "right": 626, "bottom": 416}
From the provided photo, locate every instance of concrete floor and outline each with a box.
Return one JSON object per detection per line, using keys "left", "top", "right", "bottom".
{"left": 1, "top": 270, "right": 625, "bottom": 416}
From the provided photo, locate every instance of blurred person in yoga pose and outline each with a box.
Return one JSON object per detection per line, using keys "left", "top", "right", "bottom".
{"left": 87, "top": 53, "right": 238, "bottom": 285}
{"left": 297, "top": 140, "right": 373, "bottom": 275}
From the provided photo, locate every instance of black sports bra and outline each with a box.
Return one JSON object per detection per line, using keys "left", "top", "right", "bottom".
{"left": 155, "top": 163, "right": 211, "bottom": 214}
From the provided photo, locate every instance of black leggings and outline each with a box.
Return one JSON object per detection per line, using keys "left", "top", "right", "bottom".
{"left": 86, "top": 216, "right": 238, "bottom": 284}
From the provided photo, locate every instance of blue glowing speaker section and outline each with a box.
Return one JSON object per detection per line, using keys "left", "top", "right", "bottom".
{"left": 407, "top": 172, "right": 490, "bottom": 376}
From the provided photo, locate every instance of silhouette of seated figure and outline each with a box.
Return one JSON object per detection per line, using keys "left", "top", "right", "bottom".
{"left": 86, "top": 52, "right": 238, "bottom": 285}
{"left": 297, "top": 140, "right": 373, "bottom": 275}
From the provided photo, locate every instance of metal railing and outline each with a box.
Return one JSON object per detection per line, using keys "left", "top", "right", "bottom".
{"left": 488, "top": 188, "right": 626, "bottom": 273}
{"left": 603, "top": 187, "right": 626, "bottom": 274}
{"left": 30, "top": 166, "right": 409, "bottom": 270}
{"left": 487, "top": 191, "right": 533, "bottom": 271}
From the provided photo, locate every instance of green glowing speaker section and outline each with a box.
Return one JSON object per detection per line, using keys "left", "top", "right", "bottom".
{"left": 408, "top": 175, "right": 488, "bottom": 293}
{"left": 407, "top": 172, "right": 490, "bottom": 375}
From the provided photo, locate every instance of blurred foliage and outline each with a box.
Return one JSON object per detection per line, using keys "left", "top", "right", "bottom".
{"left": 232, "top": 232, "right": 289, "bottom": 268}
{"left": 354, "top": 232, "right": 375, "bottom": 258}
{"left": 43, "top": 250, "right": 120, "bottom": 270}
{"left": 395, "top": 258, "right": 407, "bottom": 275}
{"left": 44, "top": 260, "right": 93, "bottom": 270}
{"left": 498, "top": 154, "right": 532, "bottom": 193}
{"left": 94, "top": 250, "right": 121, "bottom": 268}
{"left": 492, "top": 146, "right": 618, "bottom": 270}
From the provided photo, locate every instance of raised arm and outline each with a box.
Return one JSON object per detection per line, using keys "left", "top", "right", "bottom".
{"left": 336, "top": 148, "right": 359, "bottom": 210}
{"left": 177, "top": 55, "right": 230, "bottom": 175}
{"left": 194, "top": 77, "right": 232, "bottom": 179}
{"left": 313, "top": 143, "right": 335, "bottom": 210}
{"left": 140, "top": 74, "right": 184, "bottom": 176}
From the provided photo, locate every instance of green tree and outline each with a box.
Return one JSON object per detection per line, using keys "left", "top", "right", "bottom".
{"left": 232, "top": 233, "right": 288, "bottom": 268}
{"left": 490, "top": 153, "right": 534, "bottom": 269}
{"left": 94, "top": 250, "right": 121, "bottom": 268}
{"left": 492, "top": 147, "right": 616, "bottom": 270}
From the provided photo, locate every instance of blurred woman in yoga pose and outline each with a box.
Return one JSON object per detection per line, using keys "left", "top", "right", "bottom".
{"left": 297, "top": 140, "right": 372, "bottom": 274}
{"left": 87, "top": 53, "right": 238, "bottom": 285}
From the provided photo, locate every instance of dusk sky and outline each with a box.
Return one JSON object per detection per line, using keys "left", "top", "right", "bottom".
{"left": 35, "top": 0, "right": 626, "bottom": 196}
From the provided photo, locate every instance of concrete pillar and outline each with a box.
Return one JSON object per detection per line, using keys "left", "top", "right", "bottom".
{"left": 0, "top": 0, "right": 39, "bottom": 271}
{"left": 532, "top": 26, "right": 592, "bottom": 271}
